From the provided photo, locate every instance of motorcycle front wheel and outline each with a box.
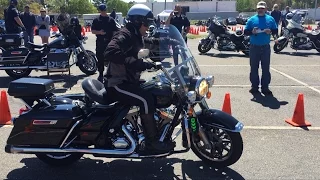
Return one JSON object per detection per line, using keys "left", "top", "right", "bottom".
{"left": 36, "top": 153, "right": 84, "bottom": 166}
{"left": 198, "top": 43, "right": 212, "bottom": 54}
{"left": 191, "top": 126, "right": 243, "bottom": 168}
{"left": 77, "top": 50, "right": 98, "bottom": 75}
{"left": 274, "top": 42, "right": 287, "bottom": 53}
{"left": 5, "top": 69, "right": 32, "bottom": 79}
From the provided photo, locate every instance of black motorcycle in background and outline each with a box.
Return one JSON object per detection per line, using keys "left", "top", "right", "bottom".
{"left": 198, "top": 18, "right": 250, "bottom": 56}
{"left": 0, "top": 24, "right": 97, "bottom": 78}
{"left": 274, "top": 12, "right": 320, "bottom": 53}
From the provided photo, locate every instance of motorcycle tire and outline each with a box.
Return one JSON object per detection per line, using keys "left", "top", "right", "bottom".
{"left": 191, "top": 128, "right": 243, "bottom": 168}
{"left": 316, "top": 48, "right": 320, "bottom": 53}
{"left": 36, "top": 153, "right": 84, "bottom": 166}
{"left": 5, "top": 69, "right": 32, "bottom": 79}
{"left": 198, "top": 43, "right": 211, "bottom": 54}
{"left": 77, "top": 50, "right": 98, "bottom": 76}
{"left": 274, "top": 42, "right": 287, "bottom": 53}
{"left": 241, "top": 50, "right": 249, "bottom": 56}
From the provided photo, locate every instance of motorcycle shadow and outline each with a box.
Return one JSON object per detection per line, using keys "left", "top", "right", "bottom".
{"left": 275, "top": 51, "right": 319, "bottom": 57}
{"left": 200, "top": 52, "right": 248, "bottom": 58}
{"left": 6, "top": 157, "right": 245, "bottom": 180}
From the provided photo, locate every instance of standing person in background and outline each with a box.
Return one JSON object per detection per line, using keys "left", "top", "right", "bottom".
{"left": 36, "top": 8, "right": 50, "bottom": 44}
{"left": 5, "top": 0, "right": 26, "bottom": 34}
{"left": 271, "top": 4, "right": 282, "bottom": 39}
{"left": 282, "top": 6, "right": 291, "bottom": 27}
{"left": 165, "top": 4, "right": 190, "bottom": 66}
{"left": 20, "top": 5, "right": 36, "bottom": 43}
{"left": 91, "top": 4, "right": 119, "bottom": 83}
{"left": 244, "top": 1, "right": 278, "bottom": 96}
{"left": 110, "top": 8, "right": 117, "bottom": 20}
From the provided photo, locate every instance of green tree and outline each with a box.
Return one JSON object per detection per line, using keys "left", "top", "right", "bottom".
{"left": 66, "top": 0, "right": 97, "bottom": 14}
{"left": 107, "top": 0, "right": 133, "bottom": 16}
{"left": 92, "top": 0, "right": 106, "bottom": 8}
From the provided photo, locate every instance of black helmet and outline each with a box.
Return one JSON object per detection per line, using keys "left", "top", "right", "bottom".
{"left": 70, "top": 17, "right": 79, "bottom": 25}
{"left": 10, "top": 0, "right": 18, "bottom": 5}
{"left": 127, "top": 4, "right": 154, "bottom": 27}
{"left": 286, "top": 13, "right": 294, "bottom": 20}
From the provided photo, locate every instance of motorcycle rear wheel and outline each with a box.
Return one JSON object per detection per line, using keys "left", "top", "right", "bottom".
{"left": 36, "top": 153, "right": 84, "bottom": 166}
{"left": 191, "top": 126, "right": 243, "bottom": 168}
{"left": 198, "top": 43, "right": 212, "bottom": 54}
{"left": 5, "top": 69, "right": 32, "bottom": 79}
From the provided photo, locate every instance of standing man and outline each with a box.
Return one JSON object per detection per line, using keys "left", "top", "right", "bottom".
{"left": 244, "top": 1, "right": 278, "bottom": 96}
{"left": 271, "top": 4, "right": 281, "bottom": 39}
{"left": 20, "top": 5, "right": 36, "bottom": 43}
{"left": 165, "top": 4, "right": 190, "bottom": 66}
{"left": 110, "top": 8, "right": 117, "bottom": 20}
{"left": 5, "top": 0, "right": 26, "bottom": 34}
{"left": 282, "top": 6, "right": 291, "bottom": 27}
{"left": 91, "top": 4, "right": 119, "bottom": 82}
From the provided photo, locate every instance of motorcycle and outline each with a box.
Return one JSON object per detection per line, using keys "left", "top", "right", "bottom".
{"left": 198, "top": 18, "right": 250, "bottom": 56}
{"left": 0, "top": 26, "right": 98, "bottom": 79}
{"left": 5, "top": 25, "right": 244, "bottom": 168}
{"left": 274, "top": 12, "right": 320, "bottom": 53}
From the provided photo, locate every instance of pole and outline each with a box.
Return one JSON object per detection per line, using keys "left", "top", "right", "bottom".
{"left": 165, "top": 0, "right": 167, "bottom": 10}
{"left": 315, "top": 0, "right": 318, "bottom": 20}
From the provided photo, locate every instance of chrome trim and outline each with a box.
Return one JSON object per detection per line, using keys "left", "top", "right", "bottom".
{"left": 159, "top": 124, "right": 170, "bottom": 142}
{"left": 128, "top": 152, "right": 170, "bottom": 158}
{"left": 33, "top": 120, "right": 58, "bottom": 125}
{"left": 0, "top": 66, "right": 47, "bottom": 70}
{"left": 184, "top": 116, "right": 191, "bottom": 148}
{"left": 60, "top": 120, "right": 81, "bottom": 148}
{"left": 63, "top": 136, "right": 77, "bottom": 148}
{"left": 171, "top": 128, "right": 182, "bottom": 141}
{"left": 41, "top": 99, "right": 51, "bottom": 106}
{"left": 8, "top": 125, "right": 137, "bottom": 155}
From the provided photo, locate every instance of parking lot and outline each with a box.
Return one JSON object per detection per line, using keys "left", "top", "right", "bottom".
{"left": 0, "top": 32, "right": 320, "bottom": 180}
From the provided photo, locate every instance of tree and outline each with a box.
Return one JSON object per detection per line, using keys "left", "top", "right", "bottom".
{"left": 107, "top": 0, "right": 133, "bottom": 16}
{"left": 92, "top": 0, "right": 106, "bottom": 8}
{"left": 0, "top": 0, "right": 41, "bottom": 19}
{"left": 67, "top": 0, "right": 97, "bottom": 14}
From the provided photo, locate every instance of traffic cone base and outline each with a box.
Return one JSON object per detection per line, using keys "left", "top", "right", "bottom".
{"left": 285, "top": 93, "right": 311, "bottom": 127}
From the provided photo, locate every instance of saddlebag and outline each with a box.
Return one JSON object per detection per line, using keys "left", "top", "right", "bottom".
{"left": 0, "top": 47, "right": 29, "bottom": 64}
{"left": 0, "top": 34, "right": 23, "bottom": 48}
{"left": 7, "top": 103, "right": 83, "bottom": 147}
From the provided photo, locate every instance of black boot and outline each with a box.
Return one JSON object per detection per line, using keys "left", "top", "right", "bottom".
{"left": 97, "top": 73, "right": 103, "bottom": 83}
{"left": 140, "top": 114, "right": 175, "bottom": 154}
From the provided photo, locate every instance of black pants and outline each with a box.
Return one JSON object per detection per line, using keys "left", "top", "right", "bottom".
{"left": 107, "top": 83, "right": 155, "bottom": 115}
{"left": 96, "top": 42, "right": 108, "bottom": 74}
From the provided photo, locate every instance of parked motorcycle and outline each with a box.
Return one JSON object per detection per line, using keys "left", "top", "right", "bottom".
{"left": 198, "top": 18, "right": 250, "bottom": 56}
{"left": 0, "top": 26, "right": 98, "bottom": 78}
{"left": 274, "top": 12, "right": 320, "bottom": 53}
{"left": 5, "top": 25, "right": 244, "bottom": 168}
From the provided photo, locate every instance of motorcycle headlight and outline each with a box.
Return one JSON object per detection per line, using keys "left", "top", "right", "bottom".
{"left": 195, "top": 78, "right": 209, "bottom": 97}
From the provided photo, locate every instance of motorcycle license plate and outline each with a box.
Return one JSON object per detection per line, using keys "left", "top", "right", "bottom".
{"left": 189, "top": 117, "right": 199, "bottom": 133}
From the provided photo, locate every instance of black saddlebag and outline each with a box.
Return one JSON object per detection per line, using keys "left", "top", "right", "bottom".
{"left": 7, "top": 103, "right": 83, "bottom": 147}
{"left": 0, "top": 34, "right": 23, "bottom": 48}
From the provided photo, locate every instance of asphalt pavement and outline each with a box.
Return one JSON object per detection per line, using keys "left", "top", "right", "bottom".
{"left": 0, "top": 32, "right": 320, "bottom": 180}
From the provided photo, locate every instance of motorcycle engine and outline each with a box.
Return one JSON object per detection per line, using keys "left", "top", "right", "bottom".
{"left": 292, "top": 37, "right": 312, "bottom": 50}
{"left": 112, "top": 137, "right": 129, "bottom": 149}
{"left": 218, "top": 38, "right": 236, "bottom": 51}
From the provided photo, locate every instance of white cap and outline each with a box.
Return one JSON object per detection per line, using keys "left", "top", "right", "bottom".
{"left": 257, "top": 1, "right": 266, "bottom": 9}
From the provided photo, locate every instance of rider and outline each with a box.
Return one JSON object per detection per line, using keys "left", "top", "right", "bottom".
{"left": 70, "top": 17, "right": 83, "bottom": 40}
{"left": 56, "top": 6, "right": 70, "bottom": 34}
{"left": 103, "top": 4, "right": 178, "bottom": 154}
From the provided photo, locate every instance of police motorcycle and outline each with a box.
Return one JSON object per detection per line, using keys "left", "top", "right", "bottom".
{"left": 0, "top": 24, "right": 98, "bottom": 79}
{"left": 145, "top": 25, "right": 172, "bottom": 62}
{"left": 5, "top": 25, "right": 244, "bottom": 168}
{"left": 198, "top": 18, "right": 250, "bottom": 56}
{"left": 274, "top": 12, "right": 320, "bottom": 53}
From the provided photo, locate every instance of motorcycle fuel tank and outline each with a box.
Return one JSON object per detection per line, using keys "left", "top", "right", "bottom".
{"left": 141, "top": 80, "right": 173, "bottom": 108}
{"left": 48, "top": 36, "right": 68, "bottom": 49}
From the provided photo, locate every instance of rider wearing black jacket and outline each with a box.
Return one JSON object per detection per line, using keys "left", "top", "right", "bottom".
{"left": 104, "top": 4, "right": 180, "bottom": 154}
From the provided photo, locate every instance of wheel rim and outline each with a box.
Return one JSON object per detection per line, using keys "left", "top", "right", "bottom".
{"left": 46, "top": 153, "right": 72, "bottom": 159}
{"left": 192, "top": 127, "right": 233, "bottom": 162}
{"left": 82, "top": 54, "right": 97, "bottom": 71}
{"left": 11, "top": 69, "right": 28, "bottom": 75}
{"left": 201, "top": 43, "right": 211, "bottom": 52}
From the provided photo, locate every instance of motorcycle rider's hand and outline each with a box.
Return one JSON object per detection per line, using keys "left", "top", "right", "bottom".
{"left": 252, "top": 27, "right": 258, "bottom": 34}
{"left": 144, "top": 62, "right": 156, "bottom": 70}
{"left": 264, "top": 29, "right": 271, "bottom": 34}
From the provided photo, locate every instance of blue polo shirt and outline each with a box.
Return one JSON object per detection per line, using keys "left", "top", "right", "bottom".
{"left": 245, "top": 14, "right": 277, "bottom": 45}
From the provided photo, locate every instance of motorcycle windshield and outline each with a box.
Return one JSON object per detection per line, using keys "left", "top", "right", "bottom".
{"left": 158, "top": 25, "right": 201, "bottom": 93}
{"left": 291, "top": 13, "right": 303, "bottom": 24}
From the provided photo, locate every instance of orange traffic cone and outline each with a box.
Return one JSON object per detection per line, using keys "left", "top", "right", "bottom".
{"left": 0, "top": 90, "right": 12, "bottom": 125}
{"left": 222, "top": 93, "right": 232, "bottom": 115}
{"left": 285, "top": 93, "right": 311, "bottom": 127}
{"left": 81, "top": 27, "right": 86, "bottom": 36}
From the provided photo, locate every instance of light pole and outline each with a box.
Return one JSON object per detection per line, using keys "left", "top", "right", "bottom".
{"left": 315, "top": 0, "right": 318, "bottom": 20}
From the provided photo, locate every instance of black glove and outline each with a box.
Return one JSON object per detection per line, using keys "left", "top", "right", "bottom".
{"left": 144, "top": 62, "right": 155, "bottom": 70}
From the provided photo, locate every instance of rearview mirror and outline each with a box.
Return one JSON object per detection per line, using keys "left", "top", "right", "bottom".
{"left": 138, "top": 49, "right": 150, "bottom": 59}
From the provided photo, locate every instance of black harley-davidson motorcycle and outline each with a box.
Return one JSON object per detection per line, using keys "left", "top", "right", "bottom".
{"left": 198, "top": 18, "right": 250, "bottom": 56}
{"left": 0, "top": 26, "right": 97, "bottom": 78}
{"left": 5, "top": 25, "right": 244, "bottom": 168}
{"left": 274, "top": 12, "right": 320, "bottom": 53}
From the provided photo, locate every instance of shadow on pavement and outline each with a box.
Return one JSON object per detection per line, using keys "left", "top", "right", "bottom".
{"left": 275, "top": 51, "right": 320, "bottom": 57}
{"left": 251, "top": 92, "right": 288, "bottom": 109}
{"left": 6, "top": 157, "right": 244, "bottom": 180}
{"left": 199, "top": 52, "right": 248, "bottom": 58}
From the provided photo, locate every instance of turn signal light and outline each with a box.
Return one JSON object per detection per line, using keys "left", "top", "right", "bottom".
{"left": 206, "top": 91, "right": 212, "bottom": 99}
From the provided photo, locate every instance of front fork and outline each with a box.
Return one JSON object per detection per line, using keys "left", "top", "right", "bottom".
{"left": 182, "top": 100, "right": 211, "bottom": 149}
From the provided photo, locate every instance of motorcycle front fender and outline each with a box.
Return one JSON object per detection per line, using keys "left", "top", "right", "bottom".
{"left": 196, "top": 109, "right": 244, "bottom": 132}
{"left": 276, "top": 36, "right": 288, "bottom": 44}
{"left": 199, "top": 38, "right": 210, "bottom": 44}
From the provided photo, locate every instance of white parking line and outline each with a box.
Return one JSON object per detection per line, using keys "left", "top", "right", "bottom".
{"left": 270, "top": 67, "right": 320, "bottom": 94}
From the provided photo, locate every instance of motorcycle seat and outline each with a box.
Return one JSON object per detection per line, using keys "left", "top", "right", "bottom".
{"left": 81, "top": 78, "right": 109, "bottom": 105}
{"left": 27, "top": 42, "right": 47, "bottom": 49}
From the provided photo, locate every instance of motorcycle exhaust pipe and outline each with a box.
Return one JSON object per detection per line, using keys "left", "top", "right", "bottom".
{"left": 5, "top": 125, "right": 136, "bottom": 155}
{"left": 0, "top": 66, "right": 47, "bottom": 70}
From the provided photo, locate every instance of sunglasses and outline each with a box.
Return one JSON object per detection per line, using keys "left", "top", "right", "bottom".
{"left": 258, "top": 8, "right": 265, "bottom": 10}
